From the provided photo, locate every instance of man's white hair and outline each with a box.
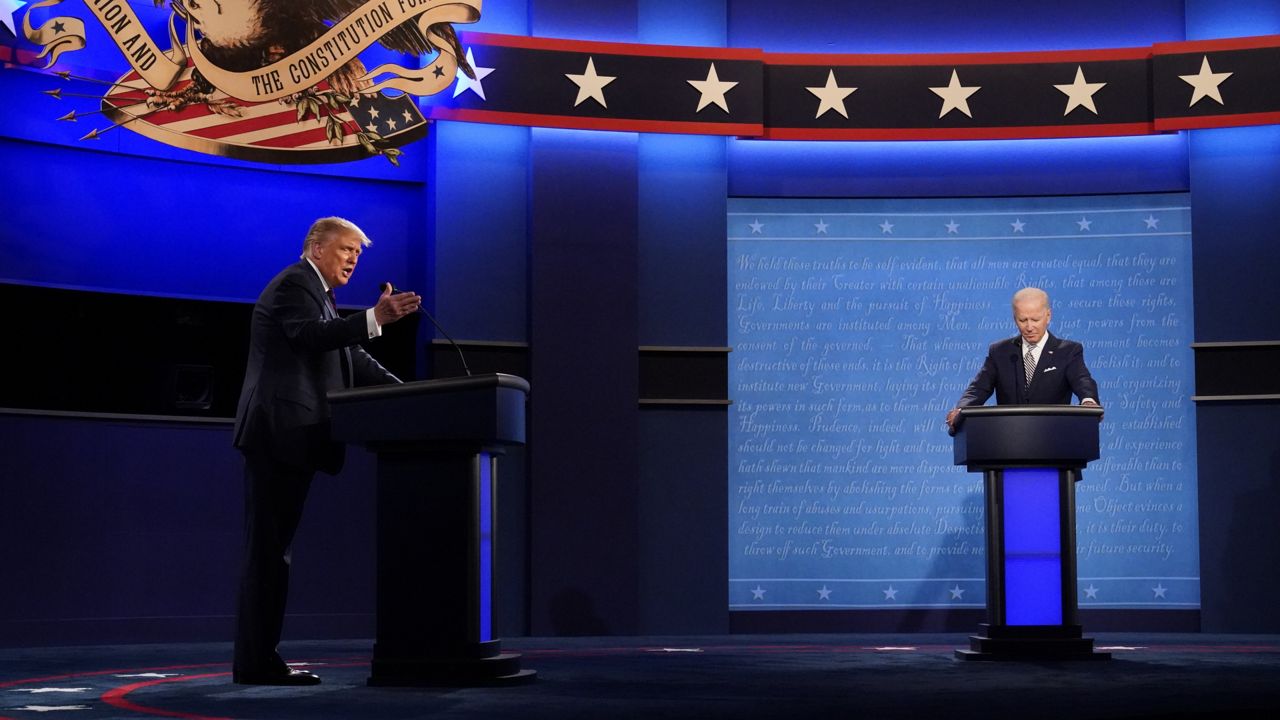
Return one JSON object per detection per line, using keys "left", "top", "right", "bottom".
{"left": 301, "top": 216, "right": 371, "bottom": 257}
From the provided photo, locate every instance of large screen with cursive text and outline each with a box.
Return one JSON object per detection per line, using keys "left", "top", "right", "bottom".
{"left": 727, "top": 194, "right": 1198, "bottom": 612}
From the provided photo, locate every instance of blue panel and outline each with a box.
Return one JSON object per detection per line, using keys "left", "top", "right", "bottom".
{"left": 638, "top": 133, "right": 728, "bottom": 345}
{"left": 728, "top": 0, "right": 1183, "bottom": 53}
{"left": 728, "top": 134, "right": 1190, "bottom": 199}
{"left": 1188, "top": 125, "right": 1280, "bottom": 341}
{"left": 639, "top": 0, "right": 727, "bottom": 47}
{"left": 1002, "top": 468, "right": 1062, "bottom": 626}
{"left": 1004, "top": 556, "right": 1063, "bottom": 626}
{"left": 479, "top": 452, "right": 493, "bottom": 643}
{"left": 528, "top": 124, "right": 641, "bottom": 634}
{"left": 431, "top": 121, "right": 530, "bottom": 341}
{"left": 0, "top": 138, "right": 420, "bottom": 302}
{"left": 1186, "top": 0, "right": 1280, "bottom": 39}
{"left": 1004, "top": 469, "right": 1062, "bottom": 555}
{"left": 472, "top": 0, "right": 530, "bottom": 35}
{"left": 530, "top": 0, "right": 638, "bottom": 42}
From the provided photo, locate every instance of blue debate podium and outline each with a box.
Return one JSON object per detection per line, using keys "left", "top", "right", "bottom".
{"left": 951, "top": 405, "right": 1110, "bottom": 661}
{"left": 328, "top": 373, "right": 536, "bottom": 685}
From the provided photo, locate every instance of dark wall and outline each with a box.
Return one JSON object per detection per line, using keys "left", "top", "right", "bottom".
{"left": 1184, "top": 112, "right": 1280, "bottom": 630}
{"left": 0, "top": 415, "right": 378, "bottom": 645}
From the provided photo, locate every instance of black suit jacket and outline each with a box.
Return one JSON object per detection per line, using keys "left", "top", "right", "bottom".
{"left": 233, "top": 260, "right": 399, "bottom": 473}
{"left": 956, "top": 333, "right": 1099, "bottom": 408}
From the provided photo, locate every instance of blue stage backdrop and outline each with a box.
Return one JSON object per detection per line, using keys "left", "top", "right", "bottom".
{"left": 727, "top": 193, "right": 1198, "bottom": 612}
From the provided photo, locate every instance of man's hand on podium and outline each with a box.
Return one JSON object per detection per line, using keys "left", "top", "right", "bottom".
{"left": 1080, "top": 398, "right": 1103, "bottom": 420}
{"left": 945, "top": 407, "right": 962, "bottom": 433}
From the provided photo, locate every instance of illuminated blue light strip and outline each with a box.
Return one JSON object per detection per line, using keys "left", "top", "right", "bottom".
{"left": 1002, "top": 468, "right": 1063, "bottom": 625}
{"left": 479, "top": 452, "right": 493, "bottom": 643}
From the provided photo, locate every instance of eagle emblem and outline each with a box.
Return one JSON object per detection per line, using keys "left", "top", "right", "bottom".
{"left": 16, "top": 0, "right": 483, "bottom": 164}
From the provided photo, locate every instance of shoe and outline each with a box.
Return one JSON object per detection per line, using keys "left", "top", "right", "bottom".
{"left": 233, "top": 668, "right": 322, "bottom": 686}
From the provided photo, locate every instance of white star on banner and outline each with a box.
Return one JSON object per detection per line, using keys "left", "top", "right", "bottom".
{"left": 453, "top": 48, "right": 495, "bottom": 100}
{"left": 1144, "top": 214, "right": 1160, "bottom": 229}
{"left": 748, "top": 219, "right": 765, "bottom": 234}
{"left": 945, "top": 219, "right": 960, "bottom": 234}
{"left": 1054, "top": 66, "right": 1107, "bottom": 116}
{"left": 1153, "top": 583, "right": 1169, "bottom": 599}
{"left": 882, "top": 585, "right": 898, "bottom": 601}
{"left": 9, "top": 689, "right": 91, "bottom": 694}
{"left": 930, "top": 69, "right": 980, "bottom": 118}
{"left": 688, "top": 63, "right": 738, "bottom": 113}
{"left": 1180, "top": 56, "right": 1232, "bottom": 107}
{"left": 949, "top": 585, "right": 965, "bottom": 600}
{"left": 879, "top": 220, "right": 894, "bottom": 234}
{"left": 807, "top": 69, "right": 857, "bottom": 119}
{"left": 1083, "top": 584, "right": 1100, "bottom": 599}
{"left": 814, "top": 219, "right": 829, "bottom": 234}
{"left": 817, "top": 585, "right": 833, "bottom": 600}
{"left": 566, "top": 57, "right": 616, "bottom": 108}
{"left": 1077, "top": 217, "right": 1093, "bottom": 231}
{"left": 1, "top": 0, "right": 26, "bottom": 36}
{"left": 1011, "top": 218, "right": 1026, "bottom": 233}
{"left": 11, "top": 707, "right": 91, "bottom": 713}
{"left": 751, "top": 585, "right": 766, "bottom": 600}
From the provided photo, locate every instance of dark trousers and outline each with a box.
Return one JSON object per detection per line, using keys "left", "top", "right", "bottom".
{"left": 233, "top": 451, "right": 314, "bottom": 675}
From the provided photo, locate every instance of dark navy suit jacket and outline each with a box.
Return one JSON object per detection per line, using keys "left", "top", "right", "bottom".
{"left": 233, "top": 260, "right": 398, "bottom": 473}
{"left": 956, "top": 333, "right": 1099, "bottom": 408}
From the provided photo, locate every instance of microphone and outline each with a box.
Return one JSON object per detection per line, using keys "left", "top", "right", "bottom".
{"left": 382, "top": 282, "right": 472, "bottom": 377}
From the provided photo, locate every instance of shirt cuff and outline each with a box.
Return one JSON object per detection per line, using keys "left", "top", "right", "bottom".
{"left": 365, "top": 308, "right": 381, "bottom": 339}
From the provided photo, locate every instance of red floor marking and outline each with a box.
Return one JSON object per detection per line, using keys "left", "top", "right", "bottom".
{"left": 0, "top": 663, "right": 230, "bottom": 689}
{"left": 101, "top": 673, "right": 232, "bottom": 720}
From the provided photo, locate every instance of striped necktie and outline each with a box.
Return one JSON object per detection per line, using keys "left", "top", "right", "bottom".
{"left": 1023, "top": 342, "right": 1037, "bottom": 389}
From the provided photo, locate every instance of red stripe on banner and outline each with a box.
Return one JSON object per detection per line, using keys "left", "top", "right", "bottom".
{"left": 1153, "top": 34, "right": 1280, "bottom": 55}
{"left": 761, "top": 121, "right": 1157, "bottom": 141}
{"left": 121, "top": 101, "right": 226, "bottom": 126}
{"left": 764, "top": 46, "right": 1152, "bottom": 67}
{"left": 1155, "top": 110, "right": 1280, "bottom": 131}
{"left": 461, "top": 31, "right": 765, "bottom": 61}
{"left": 428, "top": 106, "right": 763, "bottom": 136}
{"left": 182, "top": 108, "right": 307, "bottom": 138}
{"left": 250, "top": 124, "right": 355, "bottom": 148}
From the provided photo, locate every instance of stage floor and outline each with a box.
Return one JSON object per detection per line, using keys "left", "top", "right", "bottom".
{"left": 3, "top": 633, "right": 1278, "bottom": 719}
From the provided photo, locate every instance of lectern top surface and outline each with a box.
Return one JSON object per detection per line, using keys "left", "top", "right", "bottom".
{"left": 958, "top": 404, "right": 1103, "bottom": 418}
{"left": 328, "top": 373, "right": 529, "bottom": 404}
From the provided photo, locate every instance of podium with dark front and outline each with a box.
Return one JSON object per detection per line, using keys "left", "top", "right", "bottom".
{"left": 951, "top": 404, "right": 1109, "bottom": 661}
{"left": 328, "top": 373, "right": 536, "bottom": 686}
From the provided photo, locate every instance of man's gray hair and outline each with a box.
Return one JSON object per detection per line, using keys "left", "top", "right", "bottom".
{"left": 301, "top": 216, "right": 371, "bottom": 256}
{"left": 1012, "top": 286, "right": 1051, "bottom": 310}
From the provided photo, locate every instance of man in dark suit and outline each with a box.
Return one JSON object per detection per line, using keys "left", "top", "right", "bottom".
{"left": 946, "top": 287, "right": 1099, "bottom": 432}
{"left": 231, "top": 217, "right": 421, "bottom": 685}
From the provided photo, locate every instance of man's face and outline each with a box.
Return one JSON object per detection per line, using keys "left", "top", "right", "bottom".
{"left": 1012, "top": 298, "right": 1051, "bottom": 345}
{"left": 311, "top": 232, "right": 362, "bottom": 288}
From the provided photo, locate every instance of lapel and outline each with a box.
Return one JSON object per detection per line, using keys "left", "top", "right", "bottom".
{"left": 298, "top": 260, "right": 353, "bottom": 387}
{"left": 1007, "top": 336, "right": 1028, "bottom": 403}
{"left": 296, "top": 260, "right": 335, "bottom": 320}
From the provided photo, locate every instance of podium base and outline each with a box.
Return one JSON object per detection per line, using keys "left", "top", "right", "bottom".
{"left": 368, "top": 653, "right": 538, "bottom": 687}
{"left": 955, "top": 624, "right": 1111, "bottom": 661}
